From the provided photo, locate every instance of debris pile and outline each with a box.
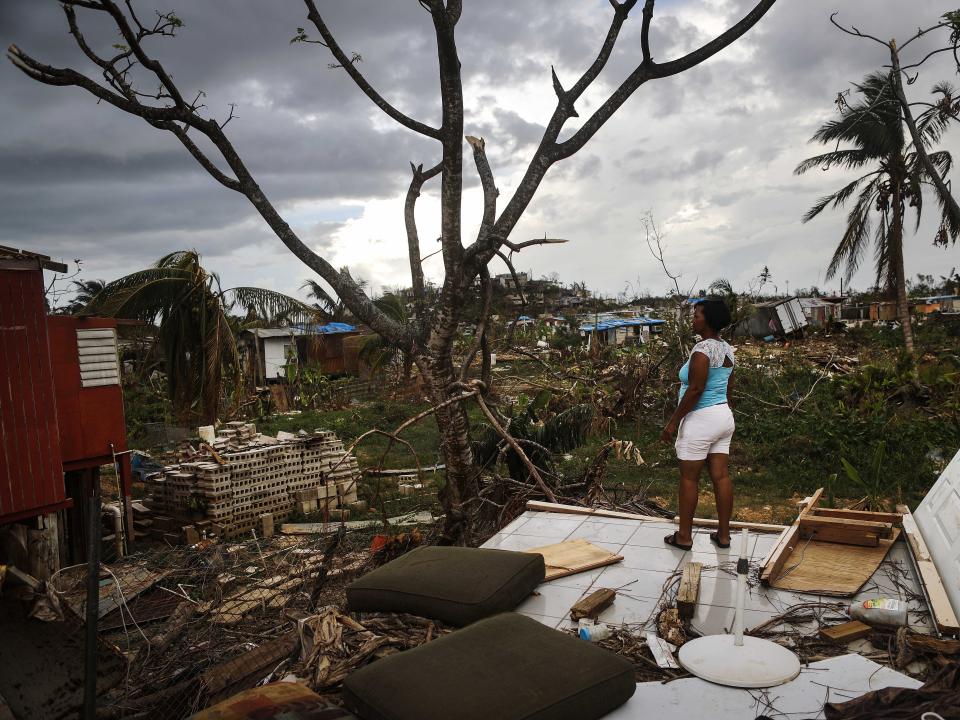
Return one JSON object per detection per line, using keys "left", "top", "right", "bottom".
{"left": 142, "top": 424, "right": 363, "bottom": 540}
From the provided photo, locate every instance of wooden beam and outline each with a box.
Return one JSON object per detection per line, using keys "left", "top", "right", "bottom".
{"left": 524, "top": 500, "right": 786, "bottom": 533}
{"left": 799, "top": 525, "right": 879, "bottom": 547}
{"left": 570, "top": 588, "right": 616, "bottom": 621}
{"left": 819, "top": 620, "right": 872, "bottom": 643}
{"left": 761, "top": 489, "right": 823, "bottom": 584}
{"left": 897, "top": 504, "right": 959, "bottom": 635}
{"left": 809, "top": 508, "right": 902, "bottom": 524}
{"left": 677, "top": 562, "right": 702, "bottom": 620}
{"left": 799, "top": 515, "right": 892, "bottom": 541}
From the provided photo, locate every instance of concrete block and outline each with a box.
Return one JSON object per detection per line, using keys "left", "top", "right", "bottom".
{"left": 296, "top": 488, "right": 319, "bottom": 503}
{"left": 183, "top": 525, "right": 200, "bottom": 545}
{"left": 259, "top": 512, "right": 274, "bottom": 538}
{"left": 298, "top": 499, "right": 318, "bottom": 515}
{"left": 348, "top": 500, "right": 368, "bottom": 513}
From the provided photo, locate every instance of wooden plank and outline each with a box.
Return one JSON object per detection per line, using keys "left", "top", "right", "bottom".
{"left": 201, "top": 631, "right": 298, "bottom": 700}
{"left": 677, "top": 516, "right": 788, "bottom": 534}
{"left": 761, "top": 490, "right": 823, "bottom": 584}
{"left": 677, "top": 562, "right": 702, "bottom": 620}
{"left": 799, "top": 525, "right": 879, "bottom": 547}
{"left": 799, "top": 514, "right": 892, "bottom": 540}
{"left": 570, "top": 588, "right": 616, "bottom": 621}
{"left": 524, "top": 500, "right": 786, "bottom": 533}
{"left": 772, "top": 529, "right": 900, "bottom": 596}
{"left": 810, "top": 508, "right": 902, "bottom": 524}
{"left": 819, "top": 620, "right": 872, "bottom": 643}
{"left": 898, "top": 504, "right": 959, "bottom": 634}
{"left": 523, "top": 538, "right": 623, "bottom": 581}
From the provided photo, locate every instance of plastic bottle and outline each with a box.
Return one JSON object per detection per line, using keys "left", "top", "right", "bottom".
{"left": 848, "top": 598, "right": 908, "bottom": 627}
{"left": 578, "top": 622, "right": 611, "bottom": 642}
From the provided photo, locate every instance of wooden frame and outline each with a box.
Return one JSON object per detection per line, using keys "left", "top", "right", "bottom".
{"left": 897, "top": 504, "right": 959, "bottom": 636}
{"left": 762, "top": 489, "right": 904, "bottom": 585}
{"left": 761, "top": 489, "right": 824, "bottom": 584}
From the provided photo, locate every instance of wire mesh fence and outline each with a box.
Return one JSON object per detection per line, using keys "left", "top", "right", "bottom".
{"left": 44, "top": 521, "right": 436, "bottom": 720}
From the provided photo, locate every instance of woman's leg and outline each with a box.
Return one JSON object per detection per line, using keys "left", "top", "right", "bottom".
{"left": 677, "top": 459, "right": 705, "bottom": 545}
{"left": 706, "top": 453, "right": 732, "bottom": 544}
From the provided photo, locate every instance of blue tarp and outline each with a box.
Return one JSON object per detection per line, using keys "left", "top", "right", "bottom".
{"left": 295, "top": 322, "right": 357, "bottom": 335}
{"left": 579, "top": 317, "right": 666, "bottom": 332}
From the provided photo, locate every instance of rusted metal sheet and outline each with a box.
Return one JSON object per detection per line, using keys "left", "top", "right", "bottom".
{"left": 0, "top": 267, "right": 66, "bottom": 523}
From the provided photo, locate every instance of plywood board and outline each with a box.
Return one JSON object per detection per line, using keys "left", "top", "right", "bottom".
{"left": 523, "top": 538, "right": 623, "bottom": 580}
{"left": 771, "top": 528, "right": 901, "bottom": 596}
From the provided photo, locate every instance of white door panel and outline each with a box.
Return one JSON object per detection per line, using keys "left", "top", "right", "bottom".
{"left": 915, "top": 449, "right": 960, "bottom": 622}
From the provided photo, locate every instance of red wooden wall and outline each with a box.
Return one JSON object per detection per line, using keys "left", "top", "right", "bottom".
{"left": 0, "top": 268, "right": 68, "bottom": 523}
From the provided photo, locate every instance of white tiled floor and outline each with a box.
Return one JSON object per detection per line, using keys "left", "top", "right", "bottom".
{"left": 482, "top": 510, "right": 935, "bottom": 636}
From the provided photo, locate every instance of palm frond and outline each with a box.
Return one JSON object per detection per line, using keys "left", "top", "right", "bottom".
{"left": 802, "top": 173, "right": 877, "bottom": 223}
{"left": 826, "top": 182, "right": 876, "bottom": 281}
{"left": 226, "top": 286, "right": 322, "bottom": 325}
{"left": 794, "top": 149, "right": 872, "bottom": 175}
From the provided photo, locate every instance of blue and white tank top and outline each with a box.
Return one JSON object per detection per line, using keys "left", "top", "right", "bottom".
{"left": 678, "top": 339, "right": 735, "bottom": 410}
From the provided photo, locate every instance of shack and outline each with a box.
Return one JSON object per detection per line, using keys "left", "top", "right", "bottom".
{"left": 0, "top": 247, "right": 132, "bottom": 576}
{"left": 798, "top": 296, "right": 841, "bottom": 328}
{"left": 580, "top": 316, "right": 665, "bottom": 348}
{"left": 243, "top": 323, "right": 361, "bottom": 383}
{"left": 735, "top": 297, "right": 808, "bottom": 337}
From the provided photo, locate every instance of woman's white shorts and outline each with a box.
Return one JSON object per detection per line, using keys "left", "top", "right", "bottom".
{"left": 675, "top": 403, "right": 735, "bottom": 461}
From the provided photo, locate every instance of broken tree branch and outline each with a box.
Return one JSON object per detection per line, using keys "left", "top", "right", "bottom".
{"left": 469, "top": 382, "right": 558, "bottom": 503}
{"left": 301, "top": 0, "right": 441, "bottom": 140}
{"left": 404, "top": 160, "right": 443, "bottom": 307}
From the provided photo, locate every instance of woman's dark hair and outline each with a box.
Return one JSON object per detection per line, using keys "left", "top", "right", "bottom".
{"left": 698, "top": 298, "right": 732, "bottom": 332}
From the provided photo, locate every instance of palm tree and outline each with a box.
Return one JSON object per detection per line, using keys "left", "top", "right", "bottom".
{"left": 796, "top": 72, "right": 959, "bottom": 358}
{"left": 301, "top": 279, "right": 346, "bottom": 322}
{"left": 357, "top": 293, "right": 414, "bottom": 381}
{"left": 85, "top": 250, "right": 320, "bottom": 423}
{"left": 65, "top": 278, "right": 105, "bottom": 314}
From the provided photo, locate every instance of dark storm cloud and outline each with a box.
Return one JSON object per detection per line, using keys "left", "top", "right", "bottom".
{"left": 1, "top": 0, "right": 958, "bottom": 296}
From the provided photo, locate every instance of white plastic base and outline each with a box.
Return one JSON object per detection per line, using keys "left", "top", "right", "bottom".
{"left": 678, "top": 635, "right": 801, "bottom": 688}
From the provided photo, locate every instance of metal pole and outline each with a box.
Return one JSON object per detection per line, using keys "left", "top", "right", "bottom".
{"left": 733, "top": 528, "right": 749, "bottom": 647}
{"left": 83, "top": 474, "right": 102, "bottom": 720}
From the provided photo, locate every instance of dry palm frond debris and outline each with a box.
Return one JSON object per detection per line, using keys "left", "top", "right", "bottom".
{"left": 298, "top": 607, "right": 452, "bottom": 695}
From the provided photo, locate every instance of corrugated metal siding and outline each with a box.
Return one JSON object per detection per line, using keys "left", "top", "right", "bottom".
{"left": 49, "top": 316, "right": 128, "bottom": 465}
{"left": 0, "top": 268, "right": 66, "bottom": 522}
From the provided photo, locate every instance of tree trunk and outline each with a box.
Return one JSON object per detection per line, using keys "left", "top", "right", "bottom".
{"left": 417, "top": 349, "right": 476, "bottom": 544}
{"left": 890, "top": 186, "right": 916, "bottom": 361}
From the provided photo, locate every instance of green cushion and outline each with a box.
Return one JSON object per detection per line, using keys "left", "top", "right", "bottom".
{"left": 346, "top": 546, "right": 545, "bottom": 627}
{"left": 343, "top": 613, "right": 636, "bottom": 720}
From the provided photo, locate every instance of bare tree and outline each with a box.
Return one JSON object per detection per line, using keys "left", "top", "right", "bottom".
{"left": 8, "top": 0, "right": 778, "bottom": 540}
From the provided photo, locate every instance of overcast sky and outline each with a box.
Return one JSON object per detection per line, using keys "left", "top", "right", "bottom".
{"left": 2, "top": 0, "right": 959, "bottom": 303}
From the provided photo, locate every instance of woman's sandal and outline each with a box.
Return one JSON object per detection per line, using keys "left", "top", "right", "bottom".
{"left": 709, "top": 531, "right": 731, "bottom": 549}
{"left": 664, "top": 531, "right": 693, "bottom": 551}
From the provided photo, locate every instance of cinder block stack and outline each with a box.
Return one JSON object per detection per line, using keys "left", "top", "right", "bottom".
{"left": 141, "top": 426, "right": 363, "bottom": 539}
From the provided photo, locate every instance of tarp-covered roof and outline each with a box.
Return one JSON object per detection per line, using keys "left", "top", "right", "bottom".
{"left": 580, "top": 317, "right": 665, "bottom": 332}
{"left": 249, "top": 322, "right": 358, "bottom": 338}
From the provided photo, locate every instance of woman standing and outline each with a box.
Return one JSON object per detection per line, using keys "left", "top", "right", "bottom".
{"left": 661, "top": 299, "right": 736, "bottom": 550}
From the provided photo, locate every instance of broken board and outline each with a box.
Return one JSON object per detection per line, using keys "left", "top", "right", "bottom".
{"left": 523, "top": 538, "right": 623, "bottom": 581}
{"left": 771, "top": 528, "right": 901, "bottom": 596}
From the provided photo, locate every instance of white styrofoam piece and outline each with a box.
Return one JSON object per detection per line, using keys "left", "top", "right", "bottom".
{"left": 605, "top": 654, "right": 921, "bottom": 719}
